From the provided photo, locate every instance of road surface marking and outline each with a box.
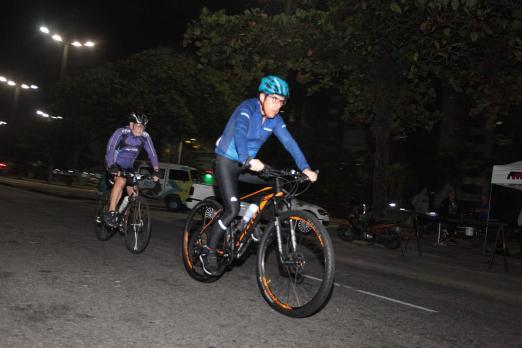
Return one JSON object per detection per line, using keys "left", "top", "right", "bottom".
{"left": 303, "top": 275, "right": 438, "bottom": 313}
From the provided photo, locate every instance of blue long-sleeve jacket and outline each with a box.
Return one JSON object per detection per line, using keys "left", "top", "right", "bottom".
{"left": 105, "top": 127, "right": 159, "bottom": 170}
{"left": 215, "top": 98, "right": 310, "bottom": 171}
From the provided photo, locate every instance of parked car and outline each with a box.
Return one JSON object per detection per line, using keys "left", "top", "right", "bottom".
{"left": 185, "top": 182, "right": 330, "bottom": 225}
{"left": 137, "top": 161, "right": 198, "bottom": 211}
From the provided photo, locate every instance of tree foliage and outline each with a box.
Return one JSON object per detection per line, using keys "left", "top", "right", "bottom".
{"left": 183, "top": 0, "right": 521, "bottom": 213}
{"left": 48, "top": 49, "right": 236, "bottom": 167}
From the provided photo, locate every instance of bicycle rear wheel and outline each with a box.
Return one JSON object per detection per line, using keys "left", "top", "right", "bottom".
{"left": 257, "top": 210, "right": 335, "bottom": 318}
{"left": 124, "top": 196, "right": 151, "bottom": 254}
{"left": 94, "top": 193, "right": 116, "bottom": 241}
{"left": 181, "top": 199, "right": 224, "bottom": 282}
{"left": 336, "top": 223, "right": 356, "bottom": 241}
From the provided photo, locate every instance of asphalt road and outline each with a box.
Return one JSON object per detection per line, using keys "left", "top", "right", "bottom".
{"left": 1, "top": 185, "right": 521, "bottom": 347}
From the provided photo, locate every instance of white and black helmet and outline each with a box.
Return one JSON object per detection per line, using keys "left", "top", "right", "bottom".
{"left": 129, "top": 112, "right": 149, "bottom": 126}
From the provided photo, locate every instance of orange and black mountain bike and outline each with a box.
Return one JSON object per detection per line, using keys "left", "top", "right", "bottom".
{"left": 181, "top": 166, "right": 335, "bottom": 318}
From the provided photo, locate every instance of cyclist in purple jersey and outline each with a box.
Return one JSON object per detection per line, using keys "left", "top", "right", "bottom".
{"left": 104, "top": 113, "right": 160, "bottom": 226}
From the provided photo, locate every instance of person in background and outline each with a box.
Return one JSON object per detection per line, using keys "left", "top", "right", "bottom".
{"left": 438, "top": 190, "right": 461, "bottom": 243}
{"left": 475, "top": 194, "right": 490, "bottom": 222}
{"left": 104, "top": 113, "right": 160, "bottom": 227}
{"left": 412, "top": 187, "right": 430, "bottom": 213}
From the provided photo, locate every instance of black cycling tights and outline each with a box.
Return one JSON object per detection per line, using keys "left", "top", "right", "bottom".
{"left": 207, "top": 155, "right": 263, "bottom": 251}
{"left": 207, "top": 155, "right": 241, "bottom": 250}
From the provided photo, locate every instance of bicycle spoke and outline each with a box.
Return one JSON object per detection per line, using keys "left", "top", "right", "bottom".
{"left": 258, "top": 212, "right": 333, "bottom": 316}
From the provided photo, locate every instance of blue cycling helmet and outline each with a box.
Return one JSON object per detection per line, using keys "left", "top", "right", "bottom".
{"left": 258, "top": 75, "right": 290, "bottom": 99}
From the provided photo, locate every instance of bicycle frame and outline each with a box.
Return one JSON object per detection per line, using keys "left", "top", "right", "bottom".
{"left": 231, "top": 175, "right": 296, "bottom": 262}
{"left": 110, "top": 172, "right": 153, "bottom": 228}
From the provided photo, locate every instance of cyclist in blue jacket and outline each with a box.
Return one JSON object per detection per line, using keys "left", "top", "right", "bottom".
{"left": 104, "top": 112, "right": 160, "bottom": 227}
{"left": 201, "top": 75, "right": 318, "bottom": 275}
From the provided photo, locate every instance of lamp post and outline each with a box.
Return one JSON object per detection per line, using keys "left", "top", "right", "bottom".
{"left": 0, "top": 74, "right": 39, "bottom": 121}
{"left": 39, "top": 26, "right": 96, "bottom": 81}
{"left": 178, "top": 138, "right": 198, "bottom": 164}
{"left": 36, "top": 109, "right": 63, "bottom": 181}
{"left": 0, "top": 75, "right": 39, "bottom": 161}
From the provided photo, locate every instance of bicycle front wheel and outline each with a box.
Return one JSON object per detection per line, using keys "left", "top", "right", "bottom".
{"left": 257, "top": 210, "right": 335, "bottom": 318}
{"left": 124, "top": 196, "right": 151, "bottom": 254}
{"left": 94, "top": 193, "right": 116, "bottom": 241}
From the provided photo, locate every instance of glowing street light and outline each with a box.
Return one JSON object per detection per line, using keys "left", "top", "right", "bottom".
{"left": 0, "top": 74, "right": 39, "bottom": 123}
{"left": 36, "top": 110, "right": 63, "bottom": 120}
{"left": 0, "top": 121, "right": 7, "bottom": 126}
{"left": 0, "top": 74, "right": 38, "bottom": 90}
{"left": 39, "top": 25, "right": 96, "bottom": 81}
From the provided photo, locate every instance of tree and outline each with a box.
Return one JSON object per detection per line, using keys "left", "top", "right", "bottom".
{"left": 48, "top": 49, "right": 236, "bottom": 168}
{"left": 183, "top": 1, "right": 521, "bottom": 215}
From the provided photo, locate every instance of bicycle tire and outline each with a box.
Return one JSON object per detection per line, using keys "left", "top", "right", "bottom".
{"left": 336, "top": 223, "right": 356, "bottom": 241}
{"left": 94, "top": 194, "right": 116, "bottom": 241}
{"left": 181, "top": 199, "right": 224, "bottom": 283}
{"left": 383, "top": 230, "right": 401, "bottom": 250}
{"left": 123, "top": 196, "right": 151, "bottom": 254}
{"left": 256, "top": 210, "right": 335, "bottom": 318}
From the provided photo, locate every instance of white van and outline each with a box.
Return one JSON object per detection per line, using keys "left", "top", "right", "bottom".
{"left": 137, "top": 161, "right": 198, "bottom": 211}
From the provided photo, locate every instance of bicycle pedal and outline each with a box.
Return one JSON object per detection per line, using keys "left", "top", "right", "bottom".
{"left": 251, "top": 227, "right": 263, "bottom": 242}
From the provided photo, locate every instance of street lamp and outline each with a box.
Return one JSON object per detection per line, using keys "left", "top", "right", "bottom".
{"left": 0, "top": 121, "right": 7, "bottom": 126}
{"left": 178, "top": 138, "right": 198, "bottom": 164}
{"left": 36, "top": 109, "right": 63, "bottom": 181}
{"left": 39, "top": 25, "right": 96, "bottom": 81}
{"left": 36, "top": 109, "right": 63, "bottom": 120}
{"left": 0, "top": 73, "right": 39, "bottom": 121}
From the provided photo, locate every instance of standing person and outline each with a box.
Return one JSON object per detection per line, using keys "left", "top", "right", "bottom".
{"left": 475, "top": 194, "right": 490, "bottom": 222}
{"left": 201, "top": 75, "right": 318, "bottom": 275}
{"left": 104, "top": 112, "right": 160, "bottom": 227}
{"left": 412, "top": 187, "right": 430, "bottom": 213}
{"left": 438, "top": 190, "right": 461, "bottom": 242}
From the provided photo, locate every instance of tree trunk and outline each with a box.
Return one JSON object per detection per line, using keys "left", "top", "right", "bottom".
{"left": 370, "top": 95, "right": 390, "bottom": 219}
{"left": 370, "top": 62, "right": 393, "bottom": 218}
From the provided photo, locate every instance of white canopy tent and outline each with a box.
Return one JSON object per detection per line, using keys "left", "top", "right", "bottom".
{"left": 483, "top": 161, "right": 522, "bottom": 249}
{"left": 491, "top": 161, "right": 522, "bottom": 190}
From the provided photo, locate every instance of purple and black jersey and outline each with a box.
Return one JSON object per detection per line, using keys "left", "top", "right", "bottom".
{"left": 105, "top": 127, "right": 159, "bottom": 170}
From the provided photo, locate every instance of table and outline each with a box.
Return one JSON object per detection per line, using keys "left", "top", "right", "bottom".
{"left": 398, "top": 210, "right": 509, "bottom": 272}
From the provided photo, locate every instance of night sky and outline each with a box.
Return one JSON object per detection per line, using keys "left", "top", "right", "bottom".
{"left": 0, "top": 0, "right": 261, "bottom": 121}
{"left": 0, "top": 1, "right": 245, "bottom": 85}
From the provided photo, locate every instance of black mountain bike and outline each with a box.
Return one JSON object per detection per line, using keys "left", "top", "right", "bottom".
{"left": 181, "top": 167, "right": 335, "bottom": 318}
{"left": 95, "top": 171, "right": 156, "bottom": 254}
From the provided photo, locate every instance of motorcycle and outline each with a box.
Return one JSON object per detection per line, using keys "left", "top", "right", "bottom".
{"left": 336, "top": 203, "right": 402, "bottom": 249}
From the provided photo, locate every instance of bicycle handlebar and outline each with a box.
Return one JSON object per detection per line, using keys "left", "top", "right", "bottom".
{"left": 259, "top": 165, "right": 318, "bottom": 183}
{"left": 113, "top": 171, "right": 156, "bottom": 182}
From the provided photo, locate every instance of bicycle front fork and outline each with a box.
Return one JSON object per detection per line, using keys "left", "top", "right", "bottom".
{"left": 275, "top": 216, "right": 298, "bottom": 265}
